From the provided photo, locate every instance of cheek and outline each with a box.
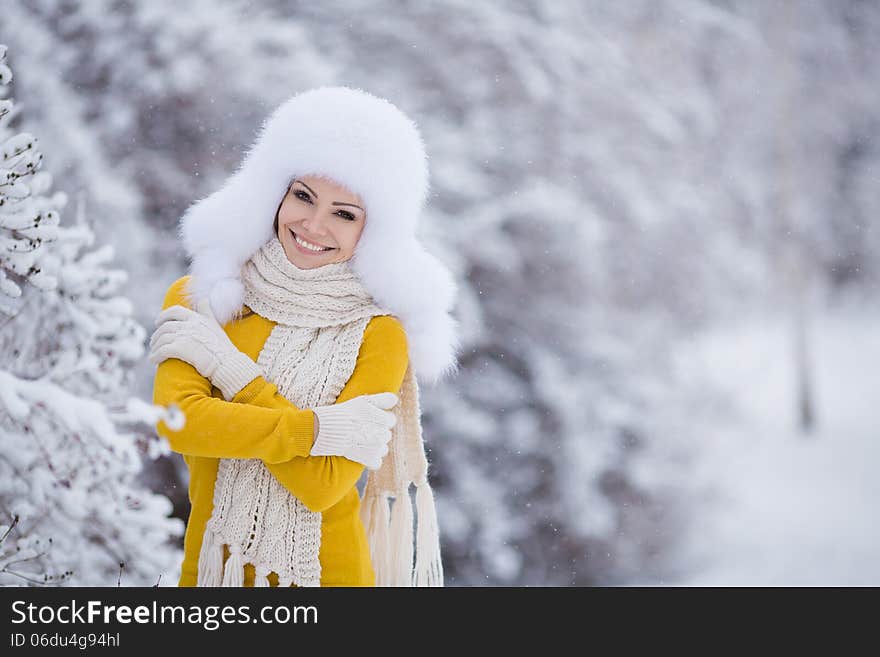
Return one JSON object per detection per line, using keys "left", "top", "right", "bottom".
{"left": 277, "top": 202, "right": 292, "bottom": 225}
{"left": 342, "top": 224, "right": 365, "bottom": 253}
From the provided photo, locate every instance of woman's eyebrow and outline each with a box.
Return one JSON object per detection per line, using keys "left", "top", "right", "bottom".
{"left": 333, "top": 202, "right": 364, "bottom": 211}
{"left": 294, "top": 179, "right": 364, "bottom": 212}
{"left": 294, "top": 179, "right": 319, "bottom": 197}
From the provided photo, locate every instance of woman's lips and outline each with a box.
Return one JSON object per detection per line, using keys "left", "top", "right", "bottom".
{"left": 290, "top": 228, "right": 334, "bottom": 254}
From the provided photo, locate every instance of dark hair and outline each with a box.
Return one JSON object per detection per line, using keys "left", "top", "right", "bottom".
{"left": 273, "top": 179, "right": 295, "bottom": 237}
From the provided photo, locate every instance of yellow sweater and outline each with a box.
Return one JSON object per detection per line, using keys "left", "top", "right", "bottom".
{"left": 152, "top": 275, "right": 409, "bottom": 587}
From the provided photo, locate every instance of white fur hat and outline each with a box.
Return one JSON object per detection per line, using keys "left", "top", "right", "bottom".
{"left": 178, "top": 86, "right": 460, "bottom": 385}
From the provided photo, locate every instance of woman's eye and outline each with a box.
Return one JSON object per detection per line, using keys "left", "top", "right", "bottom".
{"left": 292, "top": 189, "right": 355, "bottom": 220}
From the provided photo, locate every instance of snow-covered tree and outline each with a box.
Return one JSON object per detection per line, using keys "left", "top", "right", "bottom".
{"left": 0, "top": 44, "right": 184, "bottom": 586}
{"left": 0, "top": 45, "right": 59, "bottom": 317}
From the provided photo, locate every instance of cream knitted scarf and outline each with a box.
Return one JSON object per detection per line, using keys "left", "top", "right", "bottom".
{"left": 196, "top": 236, "right": 443, "bottom": 587}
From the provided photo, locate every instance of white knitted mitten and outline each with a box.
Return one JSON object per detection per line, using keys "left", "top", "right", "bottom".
{"left": 311, "top": 392, "right": 399, "bottom": 470}
{"left": 149, "top": 304, "right": 262, "bottom": 401}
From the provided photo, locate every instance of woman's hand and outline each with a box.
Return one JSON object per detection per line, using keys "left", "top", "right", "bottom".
{"left": 149, "top": 305, "right": 262, "bottom": 401}
{"left": 310, "top": 392, "right": 399, "bottom": 470}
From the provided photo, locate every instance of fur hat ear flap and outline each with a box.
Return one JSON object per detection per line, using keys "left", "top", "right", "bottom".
{"left": 350, "top": 233, "right": 461, "bottom": 385}
{"left": 178, "top": 172, "right": 277, "bottom": 325}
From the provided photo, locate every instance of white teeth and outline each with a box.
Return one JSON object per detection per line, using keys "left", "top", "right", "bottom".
{"left": 292, "top": 231, "right": 331, "bottom": 252}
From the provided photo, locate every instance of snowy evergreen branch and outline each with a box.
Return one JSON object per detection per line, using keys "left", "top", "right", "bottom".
{"left": 0, "top": 45, "right": 60, "bottom": 317}
{"left": 0, "top": 44, "right": 184, "bottom": 587}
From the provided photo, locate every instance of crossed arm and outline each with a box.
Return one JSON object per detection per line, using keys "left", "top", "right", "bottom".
{"left": 152, "top": 276, "right": 409, "bottom": 512}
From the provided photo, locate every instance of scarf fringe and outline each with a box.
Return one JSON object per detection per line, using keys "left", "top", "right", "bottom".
{"left": 414, "top": 477, "right": 444, "bottom": 586}
{"left": 255, "top": 565, "right": 271, "bottom": 587}
{"left": 197, "top": 529, "right": 224, "bottom": 587}
{"left": 198, "top": 536, "right": 320, "bottom": 587}
{"left": 360, "top": 488, "right": 392, "bottom": 585}
{"left": 361, "top": 478, "right": 444, "bottom": 587}
{"left": 221, "top": 546, "right": 245, "bottom": 587}
{"left": 389, "top": 484, "right": 414, "bottom": 587}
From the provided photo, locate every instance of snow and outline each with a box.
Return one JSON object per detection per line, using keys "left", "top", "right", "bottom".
{"left": 668, "top": 304, "right": 880, "bottom": 585}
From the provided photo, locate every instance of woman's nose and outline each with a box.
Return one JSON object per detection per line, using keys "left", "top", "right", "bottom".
{"left": 301, "top": 211, "right": 329, "bottom": 235}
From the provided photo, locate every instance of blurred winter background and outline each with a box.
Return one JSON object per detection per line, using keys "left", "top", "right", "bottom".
{"left": 1, "top": 0, "right": 878, "bottom": 586}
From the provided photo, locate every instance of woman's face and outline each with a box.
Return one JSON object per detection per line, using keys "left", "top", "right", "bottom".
{"left": 275, "top": 174, "right": 366, "bottom": 269}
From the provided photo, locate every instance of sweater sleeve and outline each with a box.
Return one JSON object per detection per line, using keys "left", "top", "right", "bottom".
{"left": 262, "top": 314, "right": 410, "bottom": 512}
{"left": 151, "top": 276, "right": 316, "bottom": 463}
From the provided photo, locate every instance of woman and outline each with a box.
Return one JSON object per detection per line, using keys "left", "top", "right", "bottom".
{"left": 149, "top": 87, "right": 460, "bottom": 587}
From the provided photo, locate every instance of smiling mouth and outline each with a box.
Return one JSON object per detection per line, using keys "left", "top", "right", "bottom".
{"left": 290, "top": 228, "right": 335, "bottom": 252}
